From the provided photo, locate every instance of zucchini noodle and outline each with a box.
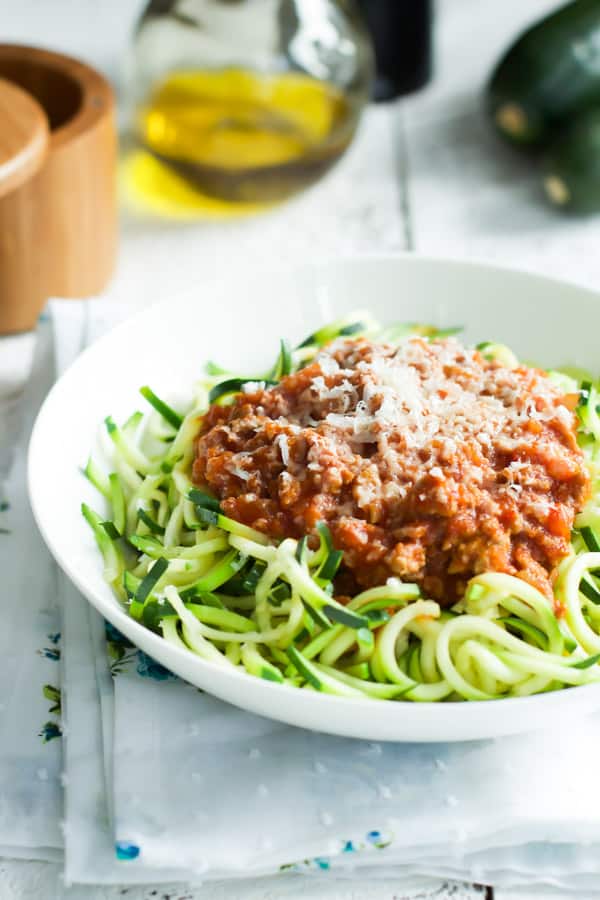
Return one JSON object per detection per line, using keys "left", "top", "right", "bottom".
{"left": 82, "top": 315, "right": 600, "bottom": 702}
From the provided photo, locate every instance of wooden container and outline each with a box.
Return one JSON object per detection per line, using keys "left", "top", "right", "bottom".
{"left": 0, "top": 45, "right": 117, "bottom": 335}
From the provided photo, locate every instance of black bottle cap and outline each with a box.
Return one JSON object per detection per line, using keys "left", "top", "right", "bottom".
{"left": 358, "top": 0, "right": 433, "bottom": 102}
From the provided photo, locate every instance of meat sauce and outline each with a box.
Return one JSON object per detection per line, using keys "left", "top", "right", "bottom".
{"left": 193, "top": 337, "right": 590, "bottom": 604}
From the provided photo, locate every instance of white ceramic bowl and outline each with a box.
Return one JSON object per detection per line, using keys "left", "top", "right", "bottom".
{"left": 28, "top": 255, "right": 600, "bottom": 742}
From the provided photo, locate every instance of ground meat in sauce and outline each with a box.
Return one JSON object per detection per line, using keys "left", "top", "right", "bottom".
{"left": 192, "top": 336, "right": 590, "bottom": 605}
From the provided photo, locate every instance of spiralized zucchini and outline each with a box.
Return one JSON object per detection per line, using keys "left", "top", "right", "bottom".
{"left": 82, "top": 315, "right": 600, "bottom": 702}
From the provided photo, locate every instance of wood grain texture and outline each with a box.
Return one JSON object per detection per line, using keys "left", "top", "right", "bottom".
{"left": 0, "top": 78, "right": 48, "bottom": 198}
{"left": 0, "top": 45, "right": 117, "bottom": 334}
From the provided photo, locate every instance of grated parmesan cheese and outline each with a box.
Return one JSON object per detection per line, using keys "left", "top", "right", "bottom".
{"left": 275, "top": 433, "right": 290, "bottom": 466}
{"left": 304, "top": 337, "right": 572, "bottom": 465}
{"left": 242, "top": 381, "right": 266, "bottom": 393}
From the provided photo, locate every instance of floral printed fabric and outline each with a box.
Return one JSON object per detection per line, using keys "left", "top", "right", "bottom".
{"left": 62, "top": 577, "right": 192, "bottom": 887}
{"left": 105, "top": 621, "right": 176, "bottom": 682}
{"left": 104, "top": 624, "right": 397, "bottom": 874}
{"left": 111, "top": 673, "right": 400, "bottom": 877}
{"left": 0, "top": 321, "right": 63, "bottom": 860}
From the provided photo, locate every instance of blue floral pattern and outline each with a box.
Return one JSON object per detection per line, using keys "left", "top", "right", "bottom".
{"left": 37, "top": 633, "right": 62, "bottom": 742}
{"left": 280, "top": 830, "right": 393, "bottom": 873}
{"left": 103, "top": 629, "right": 393, "bottom": 871}
{"left": 0, "top": 498, "right": 9, "bottom": 533}
{"left": 39, "top": 722, "right": 61, "bottom": 743}
{"left": 115, "top": 841, "right": 141, "bottom": 860}
{"left": 37, "top": 631, "right": 61, "bottom": 661}
{"left": 135, "top": 651, "right": 176, "bottom": 681}
{"left": 105, "top": 621, "right": 177, "bottom": 681}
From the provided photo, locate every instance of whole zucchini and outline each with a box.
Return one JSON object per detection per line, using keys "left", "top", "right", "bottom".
{"left": 487, "top": 0, "right": 600, "bottom": 147}
{"left": 543, "top": 107, "right": 600, "bottom": 212}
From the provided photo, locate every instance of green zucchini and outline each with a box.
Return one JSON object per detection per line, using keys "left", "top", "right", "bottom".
{"left": 188, "top": 489, "right": 270, "bottom": 544}
{"left": 487, "top": 0, "right": 600, "bottom": 147}
{"left": 82, "top": 503, "right": 124, "bottom": 588}
{"left": 285, "top": 646, "right": 363, "bottom": 696}
{"left": 208, "top": 378, "right": 276, "bottom": 404}
{"left": 109, "top": 473, "right": 126, "bottom": 535}
{"left": 580, "top": 524, "right": 600, "bottom": 553}
{"left": 240, "top": 643, "right": 284, "bottom": 683}
{"left": 137, "top": 507, "right": 166, "bottom": 535}
{"left": 579, "top": 576, "right": 600, "bottom": 605}
{"left": 179, "top": 550, "right": 247, "bottom": 598}
{"left": 140, "top": 386, "right": 183, "bottom": 430}
{"left": 572, "top": 651, "right": 600, "bottom": 669}
{"left": 83, "top": 457, "right": 110, "bottom": 498}
{"left": 135, "top": 557, "right": 169, "bottom": 603}
{"left": 501, "top": 616, "right": 548, "bottom": 651}
{"left": 543, "top": 108, "right": 600, "bottom": 212}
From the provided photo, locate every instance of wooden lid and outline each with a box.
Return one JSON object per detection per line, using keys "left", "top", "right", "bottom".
{"left": 0, "top": 45, "right": 114, "bottom": 150}
{"left": 0, "top": 76, "right": 48, "bottom": 198}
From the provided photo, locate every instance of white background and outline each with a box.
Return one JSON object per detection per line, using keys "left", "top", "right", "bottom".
{"left": 1, "top": 0, "right": 591, "bottom": 897}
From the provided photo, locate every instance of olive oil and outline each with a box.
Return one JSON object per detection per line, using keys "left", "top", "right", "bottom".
{"left": 131, "top": 68, "right": 359, "bottom": 211}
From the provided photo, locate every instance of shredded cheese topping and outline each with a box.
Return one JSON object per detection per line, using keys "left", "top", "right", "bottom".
{"left": 308, "top": 337, "right": 565, "bottom": 456}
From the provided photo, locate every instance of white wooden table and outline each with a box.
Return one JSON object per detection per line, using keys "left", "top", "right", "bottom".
{"left": 3, "top": 0, "right": 592, "bottom": 897}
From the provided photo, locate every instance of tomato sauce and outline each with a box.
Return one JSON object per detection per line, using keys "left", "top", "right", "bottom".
{"left": 193, "top": 337, "right": 590, "bottom": 603}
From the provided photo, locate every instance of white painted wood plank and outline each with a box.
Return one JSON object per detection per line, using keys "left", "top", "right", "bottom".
{"left": 65, "top": 877, "right": 483, "bottom": 900}
{"left": 0, "top": 0, "right": 145, "bottom": 81}
{"left": 0, "top": 859, "right": 487, "bottom": 900}
{"left": 403, "top": 0, "right": 563, "bottom": 127}
{"left": 404, "top": 0, "right": 600, "bottom": 291}
{"left": 495, "top": 892, "right": 579, "bottom": 900}
{"left": 102, "top": 105, "right": 405, "bottom": 315}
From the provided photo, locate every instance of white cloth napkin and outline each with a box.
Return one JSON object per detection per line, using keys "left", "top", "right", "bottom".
{"left": 63, "top": 590, "right": 600, "bottom": 894}
{"left": 44, "top": 298, "right": 600, "bottom": 894}
{"left": 0, "top": 320, "right": 63, "bottom": 861}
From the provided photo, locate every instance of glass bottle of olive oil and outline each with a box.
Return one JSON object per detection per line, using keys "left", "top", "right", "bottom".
{"left": 124, "top": 0, "right": 373, "bottom": 216}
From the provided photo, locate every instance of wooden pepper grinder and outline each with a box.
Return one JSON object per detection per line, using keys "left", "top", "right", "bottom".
{"left": 0, "top": 45, "right": 117, "bottom": 335}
